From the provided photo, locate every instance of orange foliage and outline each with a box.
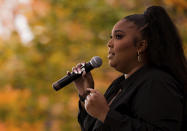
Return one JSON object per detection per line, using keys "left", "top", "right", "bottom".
{"left": 31, "top": 0, "right": 51, "bottom": 17}
{"left": 0, "top": 85, "right": 30, "bottom": 106}
{"left": 164, "top": 0, "right": 187, "bottom": 10}
{"left": 0, "top": 121, "right": 44, "bottom": 131}
{"left": 67, "top": 93, "right": 79, "bottom": 112}
{"left": 63, "top": 22, "right": 93, "bottom": 41}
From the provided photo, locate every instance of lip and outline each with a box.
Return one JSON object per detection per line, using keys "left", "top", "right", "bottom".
{"left": 108, "top": 51, "right": 115, "bottom": 55}
{"left": 108, "top": 51, "right": 115, "bottom": 59}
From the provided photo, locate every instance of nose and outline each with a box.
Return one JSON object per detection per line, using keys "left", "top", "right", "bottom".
{"left": 107, "top": 39, "right": 113, "bottom": 48}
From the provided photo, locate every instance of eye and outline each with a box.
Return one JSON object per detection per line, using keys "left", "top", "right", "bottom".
{"left": 115, "top": 34, "right": 123, "bottom": 39}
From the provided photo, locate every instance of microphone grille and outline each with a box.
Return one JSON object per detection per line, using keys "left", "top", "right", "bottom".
{"left": 90, "top": 56, "right": 102, "bottom": 68}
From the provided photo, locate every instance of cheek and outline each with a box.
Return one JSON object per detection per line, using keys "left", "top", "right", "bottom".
{"left": 115, "top": 39, "right": 135, "bottom": 55}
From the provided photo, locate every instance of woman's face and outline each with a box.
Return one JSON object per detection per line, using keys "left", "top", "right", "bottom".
{"left": 107, "top": 19, "right": 142, "bottom": 73}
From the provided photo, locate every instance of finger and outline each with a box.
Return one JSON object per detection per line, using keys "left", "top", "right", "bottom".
{"left": 86, "top": 88, "right": 97, "bottom": 93}
{"left": 76, "top": 63, "right": 83, "bottom": 68}
{"left": 81, "top": 62, "right": 86, "bottom": 67}
{"left": 78, "top": 67, "right": 82, "bottom": 74}
{"left": 76, "top": 62, "right": 85, "bottom": 74}
{"left": 77, "top": 62, "right": 85, "bottom": 67}
{"left": 85, "top": 99, "right": 88, "bottom": 106}
{"left": 86, "top": 94, "right": 91, "bottom": 101}
{"left": 67, "top": 71, "right": 71, "bottom": 75}
{"left": 90, "top": 92, "right": 95, "bottom": 96}
{"left": 72, "top": 67, "right": 78, "bottom": 74}
{"left": 76, "top": 63, "right": 85, "bottom": 74}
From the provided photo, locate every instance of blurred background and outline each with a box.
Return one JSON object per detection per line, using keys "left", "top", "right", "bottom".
{"left": 0, "top": 0, "right": 186, "bottom": 130}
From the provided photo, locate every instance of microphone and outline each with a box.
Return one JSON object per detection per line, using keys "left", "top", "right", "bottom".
{"left": 52, "top": 56, "right": 102, "bottom": 91}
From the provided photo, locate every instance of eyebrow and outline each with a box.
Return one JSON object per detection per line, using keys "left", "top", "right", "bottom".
{"left": 114, "top": 30, "right": 125, "bottom": 33}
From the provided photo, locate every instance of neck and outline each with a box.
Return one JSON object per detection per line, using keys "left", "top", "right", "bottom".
{"left": 124, "top": 63, "right": 145, "bottom": 79}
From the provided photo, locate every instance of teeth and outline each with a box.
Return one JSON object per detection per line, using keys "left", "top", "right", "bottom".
{"left": 108, "top": 52, "right": 115, "bottom": 57}
{"left": 108, "top": 53, "right": 114, "bottom": 58}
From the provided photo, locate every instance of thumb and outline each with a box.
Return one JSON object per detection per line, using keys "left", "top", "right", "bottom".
{"left": 86, "top": 88, "right": 98, "bottom": 94}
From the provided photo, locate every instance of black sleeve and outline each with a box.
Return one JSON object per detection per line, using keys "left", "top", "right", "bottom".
{"left": 97, "top": 76, "right": 183, "bottom": 131}
{"left": 78, "top": 101, "right": 88, "bottom": 131}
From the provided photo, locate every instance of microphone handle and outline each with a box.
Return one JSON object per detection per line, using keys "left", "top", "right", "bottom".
{"left": 53, "top": 72, "right": 81, "bottom": 91}
{"left": 52, "top": 62, "right": 94, "bottom": 91}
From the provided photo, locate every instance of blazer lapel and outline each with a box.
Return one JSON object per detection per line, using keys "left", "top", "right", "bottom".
{"left": 92, "top": 78, "right": 134, "bottom": 131}
{"left": 92, "top": 66, "right": 149, "bottom": 130}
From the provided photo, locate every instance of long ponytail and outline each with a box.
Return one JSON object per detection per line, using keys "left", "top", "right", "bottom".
{"left": 125, "top": 6, "right": 187, "bottom": 130}
{"left": 143, "top": 6, "right": 187, "bottom": 86}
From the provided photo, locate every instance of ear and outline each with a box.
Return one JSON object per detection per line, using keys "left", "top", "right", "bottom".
{"left": 136, "top": 40, "right": 147, "bottom": 53}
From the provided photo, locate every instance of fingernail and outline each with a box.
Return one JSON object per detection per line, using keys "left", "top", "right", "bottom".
{"left": 77, "top": 68, "right": 81, "bottom": 74}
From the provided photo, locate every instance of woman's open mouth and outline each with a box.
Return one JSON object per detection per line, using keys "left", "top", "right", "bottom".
{"left": 108, "top": 52, "right": 115, "bottom": 59}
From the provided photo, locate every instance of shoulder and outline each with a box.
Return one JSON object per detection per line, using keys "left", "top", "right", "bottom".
{"left": 138, "top": 66, "right": 183, "bottom": 98}
{"left": 130, "top": 67, "right": 184, "bottom": 124}
{"left": 143, "top": 67, "right": 180, "bottom": 85}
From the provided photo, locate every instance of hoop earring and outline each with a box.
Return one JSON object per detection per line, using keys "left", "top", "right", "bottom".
{"left": 137, "top": 51, "right": 142, "bottom": 63}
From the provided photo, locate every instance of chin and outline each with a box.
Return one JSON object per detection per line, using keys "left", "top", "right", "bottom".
{"left": 108, "top": 60, "right": 126, "bottom": 73}
{"left": 108, "top": 60, "right": 117, "bottom": 68}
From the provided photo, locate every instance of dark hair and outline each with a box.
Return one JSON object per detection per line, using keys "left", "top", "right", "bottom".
{"left": 125, "top": 6, "right": 187, "bottom": 130}
{"left": 125, "top": 6, "right": 187, "bottom": 87}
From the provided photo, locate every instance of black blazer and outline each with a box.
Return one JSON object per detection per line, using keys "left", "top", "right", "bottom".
{"left": 78, "top": 66, "right": 185, "bottom": 131}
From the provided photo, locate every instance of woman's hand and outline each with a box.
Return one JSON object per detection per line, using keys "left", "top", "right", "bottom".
{"left": 85, "top": 88, "right": 109, "bottom": 123}
{"left": 68, "top": 63, "right": 94, "bottom": 96}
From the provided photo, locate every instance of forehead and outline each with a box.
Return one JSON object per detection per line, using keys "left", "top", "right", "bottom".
{"left": 112, "top": 19, "right": 137, "bottom": 33}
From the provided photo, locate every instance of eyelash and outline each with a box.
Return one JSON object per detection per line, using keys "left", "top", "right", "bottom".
{"left": 110, "top": 34, "right": 123, "bottom": 40}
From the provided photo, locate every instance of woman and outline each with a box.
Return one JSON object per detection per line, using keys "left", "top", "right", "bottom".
{"left": 72, "top": 6, "right": 187, "bottom": 131}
